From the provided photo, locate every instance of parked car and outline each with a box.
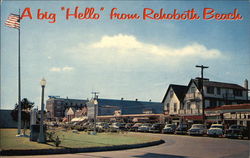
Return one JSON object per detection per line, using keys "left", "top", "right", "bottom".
{"left": 225, "top": 124, "right": 249, "bottom": 139}
{"left": 96, "top": 122, "right": 109, "bottom": 132}
{"left": 207, "top": 124, "right": 224, "bottom": 137}
{"left": 188, "top": 124, "right": 207, "bottom": 136}
{"left": 110, "top": 122, "right": 126, "bottom": 132}
{"left": 162, "top": 124, "right": 177, "bottom": 134}
{"left": 175, "top": 124, "right": 188, "bottom": 135}
{"left": 124, "top": 123, "right": 133, "bottom": 131}
{"left": 138, "top": 123, "right": 152, "bottom": 132}
{"left": 131, "top": 123, "right": 142, "bottom": 132}
{"left": 149, "top": 123, "right": 165, "bottom": 133}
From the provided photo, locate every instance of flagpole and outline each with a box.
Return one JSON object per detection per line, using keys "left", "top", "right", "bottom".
{"left": 17, "top": 8, "right": 21, "bottom": 135}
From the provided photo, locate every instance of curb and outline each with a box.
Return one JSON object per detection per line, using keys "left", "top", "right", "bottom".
{"left": 0, "top": 139, "right": 165, "bottom": 156}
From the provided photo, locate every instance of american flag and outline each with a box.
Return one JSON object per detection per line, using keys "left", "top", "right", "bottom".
{"left": 5, "top": 13, "right": 20, "bottom": 29}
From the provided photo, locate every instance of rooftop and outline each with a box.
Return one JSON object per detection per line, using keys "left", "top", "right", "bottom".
{"left": 162, "top": 84, "right": 188, "bottom": 103}
{"left": 193, "top": 79, "right": 246, "bottom": 90}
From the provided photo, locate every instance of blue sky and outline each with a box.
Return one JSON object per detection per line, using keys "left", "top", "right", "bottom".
{"left": 1, "top": 1, "right": 250, "bottom": 109}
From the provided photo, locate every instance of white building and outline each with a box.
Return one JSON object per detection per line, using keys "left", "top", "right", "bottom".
{"left": 162, "top": 84, "right": 188, "bottom": 124}
{"left": 181, "top": 78, "right": 249, "bottom": 116}
{"left": 162, "top": 84, "right": 188, "bottom": 115}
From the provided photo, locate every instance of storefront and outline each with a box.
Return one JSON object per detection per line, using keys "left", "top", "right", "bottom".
{"left": 205, "top": 104, "right": 250, "bottom": 127}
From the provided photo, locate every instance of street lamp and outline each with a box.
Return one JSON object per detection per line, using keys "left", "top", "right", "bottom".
{"left": 93, "top": 99, "right": 98, "bottom": 134}
{"left": 38, "top": 78, "right": 46, "bottom": 143}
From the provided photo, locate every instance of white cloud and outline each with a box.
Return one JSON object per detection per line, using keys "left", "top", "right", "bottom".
{"left": 90, "top": 34, "right": 222, "bottom": 59}
{"left": 62, "top": 66, "right": 74, "bottom": 72}
{"left": 50, "top": 67, "right": 61, "bottom": 72}
{"left": 49, "top": 66, "right": 74, "bottom": 72}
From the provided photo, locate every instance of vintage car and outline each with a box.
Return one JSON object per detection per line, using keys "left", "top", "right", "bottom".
{"left": 96, "top": 122, "right": 109, "bottom": 132}
{"left": 138, "top": 123, "right": 152, "bottom": 132}
{"left": 162, "top": 124, "right": 177, "bottom": 134}
{"left": 124, "top": 123, "right": 134, "bottom": 131}
{"left": 131, "top": 123, "right": 142, "bottom": 132}
{"left": 225, "top": 124, "right": 249, "bottom": 139}
{"left": 110, "top": 122, "right": 126, "bottom": 132}
{"left": 207, "top": 124, "right": 224, "bottom": 137}
{"left": 187, "top": 124, "right": 207, "bottom": 136}
{"left": 149, "top": 123, "right": 165, "bottom": 133}
{"left": 175, "top": 124, "right": 188, "bottom": 135}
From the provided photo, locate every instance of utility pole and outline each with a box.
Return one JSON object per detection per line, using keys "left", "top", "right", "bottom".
{"left": 91, "top": 92, "right": 99, "bottom": 133}
{"left": 195, "top": 65, "right": 209, "bottom": 125}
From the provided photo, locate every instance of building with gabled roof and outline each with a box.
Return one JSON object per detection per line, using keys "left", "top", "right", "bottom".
{"left": 162, "top": 84, "right": 188, "bottom": 124}
{"left": 46, "top": 96, "right": 88, "bottom": 121}
{"left": 180, "top": 78, "right": 248, "bottom": 123}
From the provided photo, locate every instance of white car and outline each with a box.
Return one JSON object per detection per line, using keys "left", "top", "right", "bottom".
{"left": 207, "top": 124, "right": 224, "bottom": 137}
{"left": 188, "top": 124, "right": 207, "bottom": 136}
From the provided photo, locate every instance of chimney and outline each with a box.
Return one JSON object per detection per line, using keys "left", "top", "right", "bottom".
{"left": 244, "top": 79, "right": 249, "bottom": 101}
{"left": 135, "top": 98, "right": 138, "bottom": 101}
{"left": 244, "top": 79, "right": 248, "bottom": 90}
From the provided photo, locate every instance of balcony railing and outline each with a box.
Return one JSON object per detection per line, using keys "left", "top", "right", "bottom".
{"left": 179, "top": 109, "right": 202, "bottom": 115}
{"left": 185, "top": 92, "right": 201, "bottom": 101}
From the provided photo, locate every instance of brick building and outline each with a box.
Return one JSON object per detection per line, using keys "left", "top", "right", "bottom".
{"left": 46, "top": 96, "right": 88, "bottom": 121}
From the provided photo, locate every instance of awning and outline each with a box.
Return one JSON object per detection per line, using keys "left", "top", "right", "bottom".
{"left": 183, "top": 115, "right": 203, "bottom": 120}
{"left": 62, "top": 117, "right": 68, "bottom": 122}
{"left": 71, "top": 117, "right": 88, "bottom": 122}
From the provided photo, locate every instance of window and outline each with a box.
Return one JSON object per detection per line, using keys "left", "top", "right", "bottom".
{"left": 174, "top": 103, "right": 177, "bottom": 112}
{"left": 217, "top": 87, "right": 221, "bottom": 95}
{"left": 234, "top": 90, "right": 243, "bottom": 96}
{"left": 207, "top": 86, "right": 214, "bottom": 94}
{"left": 210, "top": 99, "right": 217, "bottom": 107}
{"left": 166, "top": 103, "right": 169, "bottom": 111}
{"left": 187, "top": 102, "right": 191, "bottom": 109}
{"left": 191, "top": 87, "right": 196, "bottom": 93}
{"left": 170, "top": 90, "right": 174, "bottom": 98}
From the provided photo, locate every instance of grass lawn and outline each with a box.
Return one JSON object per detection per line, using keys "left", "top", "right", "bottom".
{"left": 0, "top": 128, "right": 160, "bottom": 150}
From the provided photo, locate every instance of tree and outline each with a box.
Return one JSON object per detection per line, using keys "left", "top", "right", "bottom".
{"left": 11, "top": 98, "right": 34, "bottom": 135}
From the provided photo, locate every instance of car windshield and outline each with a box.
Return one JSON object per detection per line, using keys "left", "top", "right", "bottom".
{"left": 133, "top": 123, "right": 141, "bottom": 127}
{"left": 229, "top": 125, "right": 240, "bottom": 129}
{"left": 152, "top": 124, "right": 160, "bottom": 127}
{"left": 211, "top": 125, "right": 223, "bottom": 129}
{"left": 192, "top": 124, "right": 204, "bottom": 128}
{"left": 165, "top": 124, "right": 174, "bottom": 128}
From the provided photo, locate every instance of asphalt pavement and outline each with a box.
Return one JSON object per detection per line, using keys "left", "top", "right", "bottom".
{"left": 3, "top": 133, "right": 250, "bottom": 158}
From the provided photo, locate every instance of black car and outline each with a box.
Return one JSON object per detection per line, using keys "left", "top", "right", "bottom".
{"left": 175, "top": 124, "right": 188, "bottom": 135}
{"left": 124, "top": 123, "right": 133, "bottom": 131}
{"left": 149, "top": 123, "right": 165, "bottom": 133}
{"left": 225, "top": 124, "right": 249, "bottom": 139}
{"left": 131, "top": 123, "right": 142, "bottom": 132}
{"left": 162, "top": 124, "right": 177, "bottom": 134}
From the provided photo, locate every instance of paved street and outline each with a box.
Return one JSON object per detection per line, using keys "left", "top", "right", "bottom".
{"left": 4, "top": 133, "right": 250, "bottom": 158}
